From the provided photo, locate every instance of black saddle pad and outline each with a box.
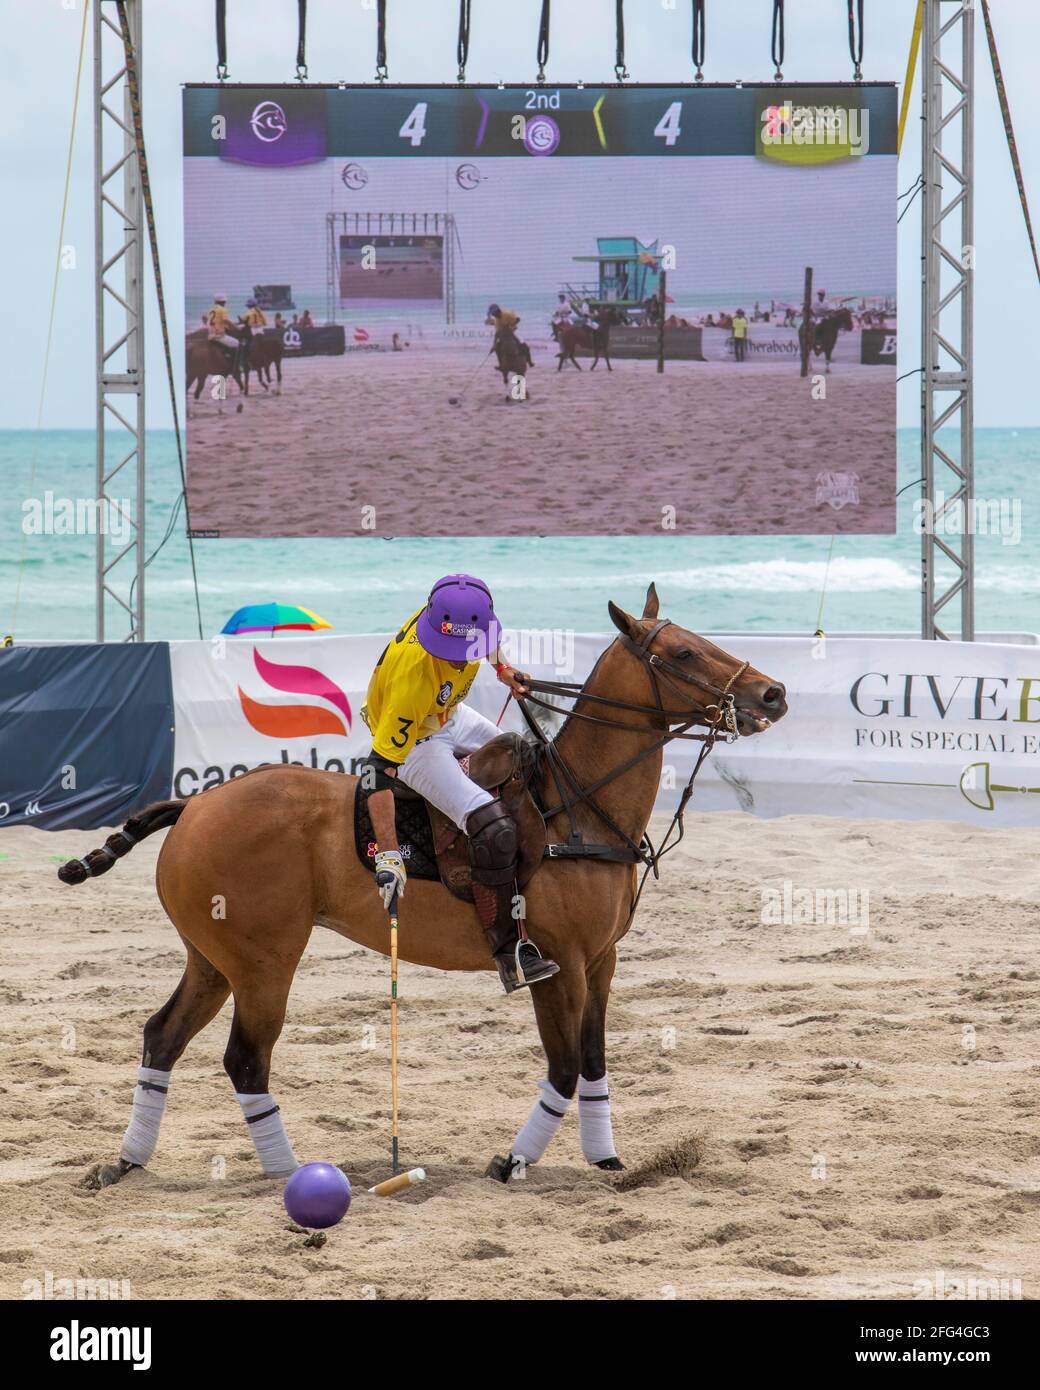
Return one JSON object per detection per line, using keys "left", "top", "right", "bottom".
{"left": 353, "top": 781, "right": 441, "bottom": 881}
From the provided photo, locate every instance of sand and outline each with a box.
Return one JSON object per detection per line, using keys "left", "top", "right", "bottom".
{"left": 1, "top": 810, "right": 1036, "bottom": 1302}
{"left": 185, "top": 346, "right": 896, "bottom": 538}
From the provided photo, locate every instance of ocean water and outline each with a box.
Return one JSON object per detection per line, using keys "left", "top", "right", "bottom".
{"left": 2, "top": 428, "right": 1037, "bottom": 641}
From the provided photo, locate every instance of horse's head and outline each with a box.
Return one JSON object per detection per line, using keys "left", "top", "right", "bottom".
{"left": 836, "top": 307, "right": 854, "bottom": 331}
{"left": 607, "top": 584, "right": 787, "bottom": 736}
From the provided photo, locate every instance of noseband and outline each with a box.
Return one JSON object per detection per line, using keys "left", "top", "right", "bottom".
{"left": 514, "top": 619, "right": 753, "bottom": 922}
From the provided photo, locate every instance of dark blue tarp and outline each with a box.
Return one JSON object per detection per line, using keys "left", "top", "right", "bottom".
{"left": 0, "top": 643, "right": 174, "bottom": 830}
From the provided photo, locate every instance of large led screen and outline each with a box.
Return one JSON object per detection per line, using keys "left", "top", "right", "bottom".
{"left": 183, "top": 83, "right": 897, "bottom": 537}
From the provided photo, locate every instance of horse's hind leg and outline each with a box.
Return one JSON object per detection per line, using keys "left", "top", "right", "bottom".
{"left": 223, "top": 965, "right": 303, "bottom": 1177}
{"left": 577, "top": 947, "right": 623, "bottom": 1170}
{"left": 85, "top": 945, "right": 230, "bottom": 1189}
{"left": 486, "top": 966, "right": 587, "bottom": 1182}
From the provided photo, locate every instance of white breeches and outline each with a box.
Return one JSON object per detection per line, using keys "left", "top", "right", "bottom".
{"left": 395, "top": 701, "right": 500, "bottom": 831}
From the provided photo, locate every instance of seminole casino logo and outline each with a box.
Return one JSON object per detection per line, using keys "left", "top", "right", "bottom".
{"left": 250, "top": 100, "right": 287, "bottom": 143}
{"left": 237, "top": 648, "right": 352, "bottom": 738}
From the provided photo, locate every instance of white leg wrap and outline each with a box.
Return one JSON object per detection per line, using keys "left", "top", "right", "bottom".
{"left": 236, "top": 1092, "right": 298, "bottom": 1176}
{"left": 578, "top": 1073, "right": 617, "bottom": 1163}
{"left": 119, "top": 1066, "right": 171, "bottom": 1166}
{"left": 511, "top": 1079, "right": 571, "bottom": 1165}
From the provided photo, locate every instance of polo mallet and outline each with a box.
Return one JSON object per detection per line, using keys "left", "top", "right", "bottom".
{"left": 386, "top": 887, "right": 401, "bottom": 1175}
{"left": 374, "top": 880, "right": 428, "bottom": 1198}
{"left": 448, "top": 344, "right": 495, "bottom": 406}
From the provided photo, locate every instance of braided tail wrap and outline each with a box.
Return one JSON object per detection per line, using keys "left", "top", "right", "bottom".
{"left": 57, "top": 799, "right": 186, "bottom": 884}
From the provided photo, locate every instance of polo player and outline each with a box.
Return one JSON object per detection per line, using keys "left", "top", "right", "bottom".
{"left": 359, "top": 575, "right": 560, "bottom": 994}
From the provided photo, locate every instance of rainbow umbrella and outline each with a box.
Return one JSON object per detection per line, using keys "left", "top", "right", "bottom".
{"left": 221, "top": 602, "right": 332, "bottom": 636}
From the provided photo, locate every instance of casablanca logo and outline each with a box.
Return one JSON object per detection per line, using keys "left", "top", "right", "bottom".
{"left": 353, "top": 327, "right": 370, "bottom": 344}
{"left": 436, "top": 680, "right": 453, "bottom": 707}
{"left": 282, "top": 328, "right": 302, "bottom": 350}
{"left": 237, "top": 648, "right": 352, "bottom": 739}
{"left": 250, "top": 101, "right": 287, "bottom": 143}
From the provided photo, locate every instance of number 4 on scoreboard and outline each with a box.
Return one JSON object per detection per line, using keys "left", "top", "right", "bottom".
{"left": 399, "top": 103, "right": 428, "bottom": 147}
{"left": 654, "top": 101, "right": 682, "bottom": 148}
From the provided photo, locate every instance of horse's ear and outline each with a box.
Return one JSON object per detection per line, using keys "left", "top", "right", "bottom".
{"left": 608, "top": 600, "right": 637, "bottom": 637}
{"left": 642, "top": 583, "right": 660, "bottom": 620}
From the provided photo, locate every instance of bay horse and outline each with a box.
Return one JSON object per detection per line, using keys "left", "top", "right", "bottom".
{"left": 556, "top": 307, "right": 618, "bottom": 373}
{"left": 59, "top": 585, "right": 786, "bottom": 1188}
{"left": 809, "top": 306, "right": 854, "bottom": 373}
{"left": 185, "top": 334, "right": 246, "bottom": 407}
{"left": 245, "top": 332, "right": 285, "bottom": 395}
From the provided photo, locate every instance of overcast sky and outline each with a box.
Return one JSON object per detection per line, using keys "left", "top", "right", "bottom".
{"left": 3, "top": 0, "right": 1038, "bottom": 427}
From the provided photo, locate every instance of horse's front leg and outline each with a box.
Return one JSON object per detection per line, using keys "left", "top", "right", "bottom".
{"left": 578, "top": 946, "right": 623, "bottom": 1170}
{"left": 485, "top": 965, "right": 587, "bottom": 1182}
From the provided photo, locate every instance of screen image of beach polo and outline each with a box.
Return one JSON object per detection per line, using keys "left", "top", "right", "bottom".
{"left": 182, "top": 83, "right": 897, "bottom": 538}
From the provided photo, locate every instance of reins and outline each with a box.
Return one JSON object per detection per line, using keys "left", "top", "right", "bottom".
{"left": 514, "top": 621, "right": 750, "bottom": 926}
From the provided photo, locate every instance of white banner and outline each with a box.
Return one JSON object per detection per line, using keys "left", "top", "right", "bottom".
{"left": 170, "top": 633, "right": 1040, "bottom": 828}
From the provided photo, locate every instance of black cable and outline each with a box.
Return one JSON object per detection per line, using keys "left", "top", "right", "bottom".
{"left": 615, "top": 0, "right": 628, "bottom": 81}
{"left": 215, "top": 0, "right": 227, "bottom": 80}
{"left": 897, "top": 181, "right": 922, "bottom": 224}
{"left": 899, "top": 174, "right": 924, "bottom": 200}
{"left": 691, "top": 0, "right": 705, "bottom": 82}
{"left": 457, "top": 0, "right": 471, "bottom": 82}
{"left": 771, "top": 0, "right": 784, "bottom": 81}
{"left": 128, "top": 492, "right": 185, "bottom": 618}
{"left": 376, "top": 0, "right": 388, "bottom": 81}
{"left": 848, "top": 0, "right": 864, "bottom": 82}
{"left": 296, "top": 0, "right": 307, "bottom": 80}
{"left": 536, "top": 0, "right": 550, "bottom": 84}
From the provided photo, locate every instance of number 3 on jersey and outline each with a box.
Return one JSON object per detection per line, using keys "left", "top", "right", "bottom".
{"left": 654, "top": 102, "right": 683, "bottom": 148}
{"left": 390, "top": 717, "right": 414, "bottom": 749}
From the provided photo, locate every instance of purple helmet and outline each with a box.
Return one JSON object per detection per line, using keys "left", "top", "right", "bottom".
{"left": 415, "top": 574, "right": 501, "bottom": 662}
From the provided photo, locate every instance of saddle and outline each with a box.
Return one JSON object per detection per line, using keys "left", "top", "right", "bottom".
{"left": 353, "top": 733, "right": 546, "bottom": 904}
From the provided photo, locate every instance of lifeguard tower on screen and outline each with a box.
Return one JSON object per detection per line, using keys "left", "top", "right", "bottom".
{"left": 566, "top": 236, "right": 663, "bottom": 323}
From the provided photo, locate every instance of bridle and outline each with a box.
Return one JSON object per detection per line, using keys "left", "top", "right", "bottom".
{"left": 513, "top": 619, "right": 751, "bottom": 924}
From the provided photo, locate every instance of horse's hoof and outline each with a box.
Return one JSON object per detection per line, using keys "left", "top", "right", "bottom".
{"left": 236, "top": 403, "right": 244, "bottom": 413}
{"left": 594, "top": 1156, "right": 626, "bottom": 1172}
{"left": 83, "top": 1158, "right": 136, "bottom": 1190}
{"left": 485, "top": 1152, "right": 522, "bottom": 1184}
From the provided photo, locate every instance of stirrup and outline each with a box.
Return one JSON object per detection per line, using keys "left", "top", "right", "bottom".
{"left": 496, "top": 941, "right": 559, "bottom": 995}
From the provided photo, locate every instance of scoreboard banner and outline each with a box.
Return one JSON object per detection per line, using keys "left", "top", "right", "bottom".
{"left": 183, "top": 83, "right": 897, "bottom": 539}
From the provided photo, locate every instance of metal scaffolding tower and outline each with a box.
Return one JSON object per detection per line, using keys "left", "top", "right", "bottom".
{"left": 94, "top": 0, "right": 145, "bottom": 641}
{"left": 921, "top": 0, "right": 975, "bottom": 640}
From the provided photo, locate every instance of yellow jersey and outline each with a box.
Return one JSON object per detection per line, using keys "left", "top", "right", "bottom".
{"left": 243, "top": 306, "right": 268, "bottom": 328}
{"left": 362, "top": 608, "right": 480, "bottom": 762}
{"left": 207, "top": 304, "right": 232, "bottom": 335}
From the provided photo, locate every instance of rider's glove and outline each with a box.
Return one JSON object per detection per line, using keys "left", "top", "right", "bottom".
{"left": 374, "top": 850, "right": 407, "bottom": 910}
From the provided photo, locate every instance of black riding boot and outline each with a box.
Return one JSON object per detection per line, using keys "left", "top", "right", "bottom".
{"left": 467, "top": 800, "right": 559, "bottom": 995}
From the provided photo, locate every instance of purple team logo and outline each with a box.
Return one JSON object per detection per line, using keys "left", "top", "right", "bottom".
{"left": 524, "top": 114, "right": 560, "bottom": 157}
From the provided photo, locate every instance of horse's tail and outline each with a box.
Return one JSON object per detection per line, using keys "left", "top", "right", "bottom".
{"left": 57, "top": 799, "right": 187, "bottom": 886}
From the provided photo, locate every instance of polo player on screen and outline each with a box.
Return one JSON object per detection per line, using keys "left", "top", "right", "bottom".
{"left": 485, "top": 303, "right": 522, "bottom": 374}
{"left": 359, "top": 575, "right": 560, "bottom": 995}
{"left": 206, "top": 292, "right": 241, "bottom": 373}
{"left": 238, "top": 297, "right": 267, "bottom": 375}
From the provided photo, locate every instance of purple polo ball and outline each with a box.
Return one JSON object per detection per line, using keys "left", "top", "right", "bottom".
{"left": 283, "top": 1162, "right": 352, "bottom": 1229}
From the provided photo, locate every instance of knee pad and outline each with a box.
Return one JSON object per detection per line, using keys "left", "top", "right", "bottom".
{"left": 467, "top": 800, "right": 518, "bottom": 886}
